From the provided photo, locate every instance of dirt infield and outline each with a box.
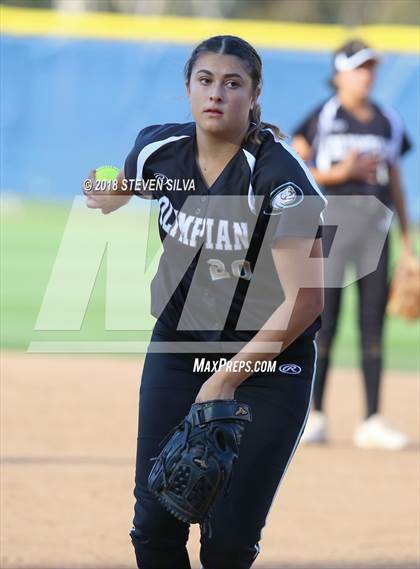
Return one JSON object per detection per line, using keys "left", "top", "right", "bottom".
{"left": 1, "top": 351, "right": 419, "bottom": 569}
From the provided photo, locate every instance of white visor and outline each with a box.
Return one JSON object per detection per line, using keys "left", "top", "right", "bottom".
{"left": 334, "top": 48, "right": 380, "bottom": 72}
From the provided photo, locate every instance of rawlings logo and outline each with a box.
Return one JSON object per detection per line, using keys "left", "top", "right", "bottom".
{"left": 279, "top": 364, "right": 302, "bottom": 374}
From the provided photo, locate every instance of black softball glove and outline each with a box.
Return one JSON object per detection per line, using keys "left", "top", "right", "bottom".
{"left": 147, "top": 399, "right": 252, "bottom": 536}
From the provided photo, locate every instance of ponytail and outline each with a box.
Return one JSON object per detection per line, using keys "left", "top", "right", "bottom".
{"left": 245, "top": 102, "right": 285, "bottom": 144}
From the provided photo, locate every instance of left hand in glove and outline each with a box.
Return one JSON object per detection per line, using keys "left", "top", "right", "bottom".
{"left": 147, "top": 399, "right": 252, "bottom": 536}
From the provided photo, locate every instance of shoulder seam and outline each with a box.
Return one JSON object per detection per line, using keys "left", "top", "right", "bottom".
{"left": 136, "top": 134, "right": 191, "bottom": 180}
{"left": 262, "top": 128, "right": 327, "bottom": 205}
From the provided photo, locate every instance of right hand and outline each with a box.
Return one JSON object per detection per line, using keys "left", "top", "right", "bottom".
{"left": 338, "top": 150, "right": 380, "bottom": 184}
{"left": 83, "top": 169, "right": 127, "bottom": 214}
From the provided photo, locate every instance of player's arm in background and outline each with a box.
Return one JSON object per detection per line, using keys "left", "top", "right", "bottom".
{"left": 388, "top": 121, "right": 414, "bottom": 256}
{"left": 389, "top": 163, "right": 413, "bottom": 256}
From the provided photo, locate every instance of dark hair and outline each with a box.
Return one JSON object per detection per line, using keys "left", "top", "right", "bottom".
{"left": 184, "top": 35, "right": 284, "bottom": 144}
{"left": 334, "top": 38, "right": 371, "bottom": 60}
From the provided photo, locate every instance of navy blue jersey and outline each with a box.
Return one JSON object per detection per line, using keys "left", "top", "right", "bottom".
{"left": 293, "top": 96, "right": 412, "bottom": 206}
{"left": 124, "top": 122, "right": 326, "bottom": 345}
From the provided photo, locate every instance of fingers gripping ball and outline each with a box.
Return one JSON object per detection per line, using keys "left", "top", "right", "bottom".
{"left": 147, "top": 399, "right": 252, "bottom": 536}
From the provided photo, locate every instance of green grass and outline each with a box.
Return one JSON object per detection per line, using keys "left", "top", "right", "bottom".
{"left": 1, "top": 200, "right": 419, "bottom": 371}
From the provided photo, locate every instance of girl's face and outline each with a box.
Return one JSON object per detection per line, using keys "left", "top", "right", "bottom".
{"left": 334, "top": 60, "right": 377, "bottom": 99}
{"left": 186, "top": 52, "right": 259, "bottom": 139}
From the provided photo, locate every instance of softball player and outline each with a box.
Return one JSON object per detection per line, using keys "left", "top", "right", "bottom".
{"left": 85, "top": 35, "right": 326, "bottom": 569}
{"left": 292, "top": 39, "right": 413, "bottom": 450}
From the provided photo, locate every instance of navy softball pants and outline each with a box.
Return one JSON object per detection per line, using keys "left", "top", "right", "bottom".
{"left": 130, "top": 320, "right": 317, "bottom": 569}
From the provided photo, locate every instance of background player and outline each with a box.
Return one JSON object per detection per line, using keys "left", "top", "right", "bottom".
{"left": 85, "top": 35, "right": 326, "bottom": 569}
{"left": 292, "top": 39, "right": 413, "bottom": 450}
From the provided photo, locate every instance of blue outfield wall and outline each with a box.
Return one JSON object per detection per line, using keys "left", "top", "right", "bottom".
{"left": 1, "top": 35, "right": 419, "bottom": 220}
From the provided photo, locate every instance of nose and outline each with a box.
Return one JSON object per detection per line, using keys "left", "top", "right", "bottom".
{"left": 209, "top": 83, "right": 223, "bottom": 102}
